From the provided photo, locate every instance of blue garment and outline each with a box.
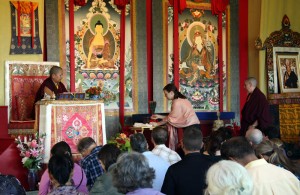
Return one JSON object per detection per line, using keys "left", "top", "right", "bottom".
{"left": 142, "top": 151, "right": 170, "bottom": 191}
{"left": 80, "top": 146, "right": 103, "bottom": 190}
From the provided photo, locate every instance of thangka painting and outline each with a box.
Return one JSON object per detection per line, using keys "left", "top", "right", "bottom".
{"left": 65, "top": 0, "right": 133, "bottom": 110}
{"left": 167, "top": 4, "right": 227, "bottom": 111}
{"left": 10, "top": 1, "right": 42, "bottom": 54}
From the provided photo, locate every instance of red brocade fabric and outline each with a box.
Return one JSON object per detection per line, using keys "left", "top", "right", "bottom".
{"left": 10, "top": 76, "right": 47, "bottom": 121}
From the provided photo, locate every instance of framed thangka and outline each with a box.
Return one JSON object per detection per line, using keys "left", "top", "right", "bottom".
{"left": 165, "top": 1, "right": 228, "bottom": 111}
{"left": 65, "top": 0, "right": 133, "bottom": 111}
{"left": 10, "top": 1, "right": 42, "bottom": 54}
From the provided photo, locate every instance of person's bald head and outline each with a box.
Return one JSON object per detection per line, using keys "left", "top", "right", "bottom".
{"left": 245, "top": 129, "right": 263, "bottom": 145}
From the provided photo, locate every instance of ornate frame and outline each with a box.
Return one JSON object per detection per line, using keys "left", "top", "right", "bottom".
{"left": 257, "top": 15, "right": 300, "bottom": 96}
{"left": 274, "top": 47, "right": 300, "bottom": 93}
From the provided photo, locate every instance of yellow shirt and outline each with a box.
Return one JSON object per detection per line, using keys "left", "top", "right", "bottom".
{"left": 245, "top": 159, "right": 300, "bottom": 195}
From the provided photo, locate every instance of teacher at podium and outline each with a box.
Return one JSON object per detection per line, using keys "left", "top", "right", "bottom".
{"left": 34, "top": 66, "right": 68, "bottom": 102}
{"left": 151, "top": 83, "right": 200, "bottom": 150}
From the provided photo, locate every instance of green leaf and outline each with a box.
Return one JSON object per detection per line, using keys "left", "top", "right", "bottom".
{"left": 24, "top": 158, "right": 34, "bottom": 169}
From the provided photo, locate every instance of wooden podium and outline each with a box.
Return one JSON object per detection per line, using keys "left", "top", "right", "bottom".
{"left": 36, "top": 100, "right": 106, "bottom": 163}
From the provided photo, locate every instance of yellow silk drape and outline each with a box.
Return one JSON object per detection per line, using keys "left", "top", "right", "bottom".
{"left": 258, "top": 0, "right": 300, "bottom": 93}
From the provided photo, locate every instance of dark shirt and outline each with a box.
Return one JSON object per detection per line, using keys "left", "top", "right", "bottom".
{"left": 161, "top": 152, "right": 220, "bottom": 195}
{"left": 80, "top": 146, "right": 104, "bottom": 190}
{"left": 241, "top": 87, "right": 272, "bottom": 135}
{"left": 284, "top": 71, "right": 298, "bottom": 88}
{"left": 34, "top": 77, "right": 67, "bottom": 103}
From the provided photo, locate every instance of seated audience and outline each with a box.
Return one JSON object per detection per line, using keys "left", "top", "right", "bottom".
{"left": 48, "top": 155, "right": 87, "bottom": 195}
{"left": 0, "top": 174, "right": 26, "bottom": 195}
{"left": 39, "top": 141, "right": 88, "bottom": 195}
{"left": 111, "top": 152, "right": 164, "bottom": 195}
{"left": 245, "top": 128, "right": 264, "bottom": 147}
{"left": 221, "top": 137, "right": 300, "bottom": 195}
{"left": 130, "top": 133, "right": 169, "bottom": 191}
{"left": 151, "top": 126, "right": 181, "bottom": 165}
{"left": 161, "top": 125, "right": 221, "bottom": 195}
{"left": 90, "top": 143, "right": 123, "bottom": 195}
{"left": 77, "top": 137, "right": 103, "bottom": 190}
{"left": 203, "top": 126, "right": 232, "bottom": 158}
{"left": 271, "top": 138, "right": 284, "bottom": 148}
{"left": 255, "top": 140, "right": 300, "bottom": 179}
{"left": 205, "top": 160, "right": 253, "bottom": 195}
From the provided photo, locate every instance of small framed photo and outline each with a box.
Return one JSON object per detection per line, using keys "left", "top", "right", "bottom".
{"left": 276, "top": 53, "right": 300, "bottom": 93}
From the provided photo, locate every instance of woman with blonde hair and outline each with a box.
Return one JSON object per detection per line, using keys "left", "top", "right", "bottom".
{"left": 255, "top": 140, "right": 300, "bottom": 179}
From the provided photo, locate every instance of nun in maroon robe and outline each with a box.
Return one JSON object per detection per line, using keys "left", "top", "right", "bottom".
{"left": 241, "top": 83, "right": 272, "bottom": 136}
{"left": 32, "top": 66, "right": 67, "bottom": 118}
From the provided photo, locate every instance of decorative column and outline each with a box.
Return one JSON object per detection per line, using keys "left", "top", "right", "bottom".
{"left": 115, "top": 0, "right": 129, "bottom": 128}
{"left": 238, "top": 0, "right": 248, "bottom": 113}
{"left": 169, "top": 0, "right": 186, "bottom": 88}
{"left": 69, "top": 0, "right": 75, "bottom": 92}
{"left": 146, "top": 0, "right": 153, "bottom": 113}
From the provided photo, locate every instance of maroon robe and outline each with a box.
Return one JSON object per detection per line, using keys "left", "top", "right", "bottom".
{"left": 34, "top": 77, "right": 68, "bottom": 103}
{"left": 241, "top": 87, "right": 272, "bottom": 135}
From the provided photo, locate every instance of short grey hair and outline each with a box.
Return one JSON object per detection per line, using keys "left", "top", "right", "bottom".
{"left": 245, "top": 129, "right": 263, "bottom": 145}
{"left": 111, "top": 152, "right": 155, "bottom": 193}
{"left": 50, "top": 66, "right": 62, "bottom": 76}
{"left": 77, "top": 137, "right": 96, "bottom": 153}
{"left": 205, "top": 160, "right": 253, "bottom": 195}
{"left": 151, "top": 126, "right": 168, "bottom": 145}
{"left": 130, "top": 133, "right": 148, "bottom": 153}
{"left": 246, "top": 77, "right": 257, "bottom": 88}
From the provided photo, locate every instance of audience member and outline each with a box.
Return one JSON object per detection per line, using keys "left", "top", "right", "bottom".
{"left": 221, "top": 137, "right": 300, "bottom": 195}
{"left": 111, "top": 152, "right": 165, "bottom": 195}
{"left": 245, "top": 128, "right": 264, "bottom": 146}
{"left": 151, "top": 126, "right": 181, "bottom": 165}
{"left": 203, "top": 126, "right": 232, "bottom": 158}
{"left": 48, "top": 155, "right": 86, "bottom": 195}
{"left": 0, "top": 174, "right": 26, "bottom": 195}
{"left": 130, "top": 133, "right": 169, "bottom": 191}
{"left": 255, "top": 140, "right": 300, "bottom": 179}
{"left": 205, "top": 160, "right": 253, "bottom": 195}
{"left": 161, "top": 125, "right": 220, "bottom": 195}
{"left": 39, "top": 141, "right": 88, "bottom": 195}
{"left": 77, "top": 137, "right": 103, "bottom": 190}
{"left": 90, "top": 143, "right": 123, "bottom": 195}
{"left": 271, "top": 138, "right": 284, "bottom": 148}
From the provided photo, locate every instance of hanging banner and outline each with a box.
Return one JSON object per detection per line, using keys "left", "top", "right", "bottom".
{"left": 10, "top": 1, "right": 42, "bottom": 54}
